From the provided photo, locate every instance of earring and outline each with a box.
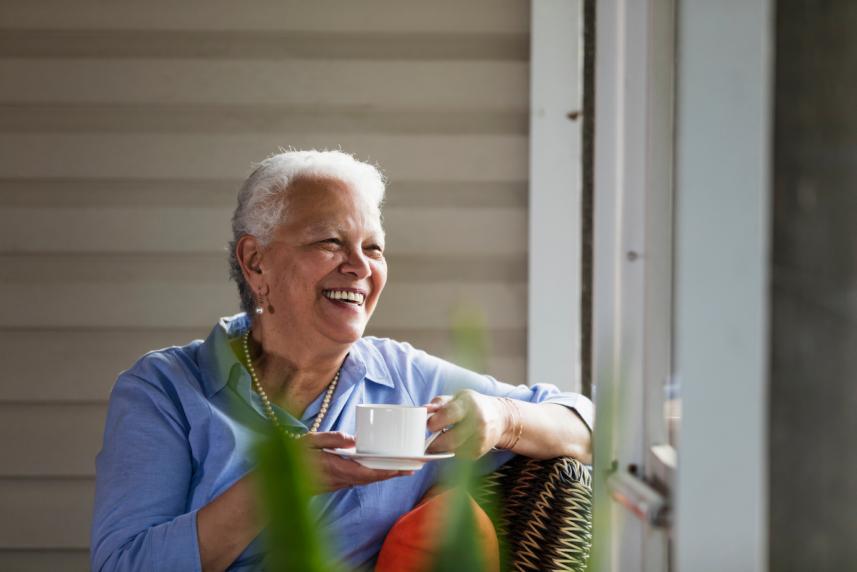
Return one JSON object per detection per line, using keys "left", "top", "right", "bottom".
{"left": 254, "top": 290, "right": 265, "bottom": 315}
{"left": 255, "top": 287, "right": 274, "bottom": 315}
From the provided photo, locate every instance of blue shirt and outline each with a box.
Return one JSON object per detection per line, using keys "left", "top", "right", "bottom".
{"left": 91, "top": 314, "right": 593, "bottom": 571}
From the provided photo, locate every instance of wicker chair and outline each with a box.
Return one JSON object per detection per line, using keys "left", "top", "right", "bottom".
{"left": 474, "top": 456, "right": 593, "bottom": 572}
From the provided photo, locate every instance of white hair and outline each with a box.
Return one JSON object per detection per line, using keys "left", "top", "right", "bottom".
{"left": 228, "top": 149, "right": 386, "bottom": 315}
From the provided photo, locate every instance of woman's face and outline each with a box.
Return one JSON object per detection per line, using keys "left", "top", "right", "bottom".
{"left": 259, "top": 177, "right": 387, "bottom": 348}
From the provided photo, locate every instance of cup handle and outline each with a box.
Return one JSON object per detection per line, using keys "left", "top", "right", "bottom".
{"left": 424, "top": 412, "right": 447, "bottom": 452}
{"left": 424, "top": 429, "right": 443, "bottom": 451}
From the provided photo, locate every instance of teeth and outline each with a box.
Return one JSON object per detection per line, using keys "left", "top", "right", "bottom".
{"left": 324, "top": 290, "right": 365, "bottom": 305}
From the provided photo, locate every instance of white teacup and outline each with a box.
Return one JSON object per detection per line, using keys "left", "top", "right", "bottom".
{"left": 355, "top": 404, "right": 442, "bottom": 456}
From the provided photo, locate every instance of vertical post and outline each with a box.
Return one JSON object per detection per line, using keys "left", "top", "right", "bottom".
{"left": 528, "top": 0, "right": 583, "bottom": 391}
{"left": 590, "top": 0, "right": 651, "bottom": 568}
{"left": 672, "top": 1, "right": 772, "bottom": 570}
{"left": 590, "top": 0, "right": 675, "bottom": 569}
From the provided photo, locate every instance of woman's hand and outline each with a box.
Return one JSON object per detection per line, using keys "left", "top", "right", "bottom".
{"left": 424, "top": 391, "right": 510, "bottom": 458}
{"left": 301, "top": 432, "right": 413, "bottom": 492}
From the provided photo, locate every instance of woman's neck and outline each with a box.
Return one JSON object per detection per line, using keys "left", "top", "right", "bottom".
{"left": 247, "top": 325, "right": 347, "bottom": 417}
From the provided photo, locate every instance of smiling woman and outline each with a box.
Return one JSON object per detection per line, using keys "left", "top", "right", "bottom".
{"left": 89, "top": 149, "right": 594, "bottom": 572}
{"left": 234, "top": 175, "right": 388, "bottom": 358}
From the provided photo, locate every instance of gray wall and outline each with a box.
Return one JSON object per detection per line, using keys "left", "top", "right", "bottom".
{"left": 0, "top": 1, "right": 531, "bottom": 567}
{"left": 771, "top": 0, "right": 857, "bottom": 569}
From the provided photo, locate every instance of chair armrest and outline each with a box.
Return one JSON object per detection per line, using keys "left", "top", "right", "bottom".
{"left": 475, "top": 456, "right": 593, "bottom": 572}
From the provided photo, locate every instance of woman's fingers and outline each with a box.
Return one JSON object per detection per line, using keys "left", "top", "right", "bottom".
{"left": 425, "top": 423, "right": 471, "bottom": 454}
{"left": 426, "top": 395, "right": 467, "bottom": 432}
{"left": 302, "top": 431, "right": 356, "bottom": 450}
{"left": 321, "top": 453, "right": 412, "bottom": 489}
{"left": 301, "top": 432, "right": 414, "bottom": 492}
{"left": 425, "top": 390, "right": 507, "bottom": 457}
{"left": 424, "top": 395, "right": 452, "bottom": 414}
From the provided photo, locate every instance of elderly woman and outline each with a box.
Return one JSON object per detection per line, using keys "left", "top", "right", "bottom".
{"left": 91, "top": 150, "right": 593, "bottom": 572}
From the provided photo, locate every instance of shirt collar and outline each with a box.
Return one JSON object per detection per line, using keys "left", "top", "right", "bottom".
{"left": 198, "top": 313, "right": 250, "bottom": 398}
{"left": 198, "top": 314, "right": 395, "bottom": 398}
{"left": 343, "top": 337, "right": 396, "bottom": 388}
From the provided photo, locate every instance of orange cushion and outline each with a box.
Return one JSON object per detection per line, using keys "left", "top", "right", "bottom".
{"left": 375, "top": 489, "right": 499, "bottom": 572}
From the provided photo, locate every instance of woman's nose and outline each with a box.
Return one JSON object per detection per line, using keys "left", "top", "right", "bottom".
{"left": 341, "top": 247, "right": 372, "bottom": 278}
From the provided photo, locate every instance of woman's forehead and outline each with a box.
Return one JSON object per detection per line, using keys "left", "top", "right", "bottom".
{"left": 290, "top": 178, "right": 374, "bottom": 210}
{"left": 284, "top": 198, "right": 384, "bottom": 237}
{"left": 301, "top": 219, "right": 383, "bottom": 235}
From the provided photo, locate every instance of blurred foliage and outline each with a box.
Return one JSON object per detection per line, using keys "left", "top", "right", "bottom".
{"left": 451, "top": 304, "right": 490, "bottom": 373}
{"left": 430, "top": 305, "right": 494, "bottom": 572}
{"left": 586, "top": 363, "right": 623, "bottom": 572}
{"left": 255, "top": 428, "right": 342, "bottom": 572}
{"left": 430, "top": 450, "right": 489, "bottom": 572}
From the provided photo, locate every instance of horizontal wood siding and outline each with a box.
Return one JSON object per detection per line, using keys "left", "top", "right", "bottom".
{"left": 0, "top": 0, "right": 530, "bottom": 562}
{"left": 0, "top": 550, "right": 90, "bottom": 571}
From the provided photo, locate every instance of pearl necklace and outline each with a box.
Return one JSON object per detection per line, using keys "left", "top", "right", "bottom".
{"left": 242, "top": 330, "right": 340, "bottom": 438}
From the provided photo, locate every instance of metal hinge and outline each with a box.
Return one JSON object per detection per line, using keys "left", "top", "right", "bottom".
{"left": 606, "top": 464, "right": 671, "bottom": 528}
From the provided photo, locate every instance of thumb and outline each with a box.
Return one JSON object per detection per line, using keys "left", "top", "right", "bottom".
{"left": 302, "top": 431, "right": 356, "bottom": 450}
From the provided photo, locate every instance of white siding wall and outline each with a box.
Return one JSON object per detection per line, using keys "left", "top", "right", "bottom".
{"left": 0, "top": 2, "right": 530, "bottom": 567}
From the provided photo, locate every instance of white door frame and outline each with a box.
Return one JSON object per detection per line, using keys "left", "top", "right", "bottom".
{"left": 591, "top": 0, "right": 773, "bottom": 570}
{"left": 590, "top": 0, "right": 675, "bottom": 570}
{"left": 528, "top": 0, "right": 583, "bottom": 392}
{"left": 672, "top": 1, "right": 772, "bottom": 570}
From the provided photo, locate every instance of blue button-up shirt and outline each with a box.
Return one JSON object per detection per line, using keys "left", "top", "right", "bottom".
{"left": 91, "top": 314, "right": 593, "bottom": 571}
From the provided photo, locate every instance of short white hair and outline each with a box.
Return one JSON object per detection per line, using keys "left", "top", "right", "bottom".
{"left": 228, "top": 149, "right": 387, "bottom": 315}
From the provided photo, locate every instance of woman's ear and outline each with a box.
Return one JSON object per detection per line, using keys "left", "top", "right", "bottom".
{"left": 236, "top": 235, "right": 264, "bottom": 286}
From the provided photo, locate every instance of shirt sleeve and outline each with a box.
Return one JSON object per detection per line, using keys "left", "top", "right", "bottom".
{"left": 402, "top": 346, "right": 593, "bottom": 473}
{"left": 90, "top": 373, "right": 202, "bottom": 572}
{"left": 409, "top": 348, "right": 594, "bottom": 432}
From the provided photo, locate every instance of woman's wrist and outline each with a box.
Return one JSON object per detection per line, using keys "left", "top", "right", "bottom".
{"left": 494, "top": 397, "right": 523, "bottom": 450}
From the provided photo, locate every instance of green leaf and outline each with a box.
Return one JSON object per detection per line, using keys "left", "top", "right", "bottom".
{"left": 254, "top": 429, "right": 341, "bottom": 572}
{"left": 430, "top": 452, "right": 492, "bottom": 572}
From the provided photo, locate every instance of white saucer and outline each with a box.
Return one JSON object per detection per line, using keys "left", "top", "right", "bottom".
{"left": 323, "top": 447, "right": 454, "bottom": 471}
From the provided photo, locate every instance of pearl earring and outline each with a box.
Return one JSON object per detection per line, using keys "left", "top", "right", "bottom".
{"left": 255, "top": 289, "right": 265, "bottom": 315}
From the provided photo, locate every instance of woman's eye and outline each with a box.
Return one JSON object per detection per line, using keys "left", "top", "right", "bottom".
{"left": 365, "top": 245, "right": 384, "bottom": 256}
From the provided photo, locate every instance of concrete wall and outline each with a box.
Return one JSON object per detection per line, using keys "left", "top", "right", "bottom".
{"left": 770, "top": 0, "right": 857, "bottom": 569}
{"left": 0, "top": 2, "right": 531, "bottom": 567}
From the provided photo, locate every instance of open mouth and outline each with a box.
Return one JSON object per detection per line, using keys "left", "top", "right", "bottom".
{"left": 322, "top": 289, "right": 366, "bottom": 306}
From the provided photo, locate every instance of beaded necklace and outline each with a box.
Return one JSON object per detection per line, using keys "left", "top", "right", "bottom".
{"left": 242, "top": 330, "right": 340, "bottom": 437}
